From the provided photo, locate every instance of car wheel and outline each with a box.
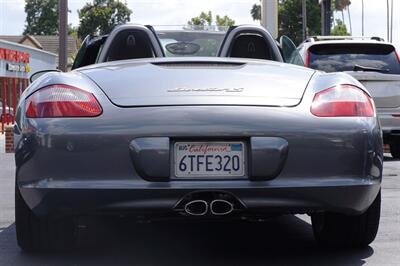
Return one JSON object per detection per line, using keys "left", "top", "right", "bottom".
{"left": 390, "top": 142, "right": 400, "bottom": 159}
{"left": 15, "top": 185, "right": 77, "bottom": 252}
{"left": 311, "top": 190, "right": 381, "bottom": 248}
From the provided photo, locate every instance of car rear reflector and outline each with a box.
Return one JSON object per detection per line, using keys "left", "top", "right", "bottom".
{"left": 26, "top": 84, "right": 102, "bottom": 118}
{"left": 311, "top": 84, "right": 374, "bottom": 117}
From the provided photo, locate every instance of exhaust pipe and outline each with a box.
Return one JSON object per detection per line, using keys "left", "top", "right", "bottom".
{"left": 184, "top": 200, "right": 208, "bottom": 216}
{"left": 210, "top": 199, "right": 234, "bottom": 215}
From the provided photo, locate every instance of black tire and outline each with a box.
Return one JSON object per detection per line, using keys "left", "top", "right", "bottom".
{"left": 15, "top": 185, "right": 77, "bottom": 252}
{"left": 311, "top": 191, "right": 381, "bottom": 248}
{"left": 390, "top": 142, "right": 400, "bottom": 159}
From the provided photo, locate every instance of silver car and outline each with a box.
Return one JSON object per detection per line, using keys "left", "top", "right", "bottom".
{"left": 15, "top": 25, "right": 382, "bottom": 251}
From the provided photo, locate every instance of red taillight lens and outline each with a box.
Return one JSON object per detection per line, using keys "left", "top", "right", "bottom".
{"left": 395, "top": 49, "right": 400, "bottom": 64}
{"left": 26, "top": 84, "right": 102, "bottom": 118}
{"left": 304, "top": 49, "right": 310, "bottom": 67}
{"left": 311, "top": 85, "right": 374, "bottom": 117}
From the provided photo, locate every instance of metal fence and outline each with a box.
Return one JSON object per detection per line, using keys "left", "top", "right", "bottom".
{"left": 1, "top": 77, "right": 29, "bottom": 133}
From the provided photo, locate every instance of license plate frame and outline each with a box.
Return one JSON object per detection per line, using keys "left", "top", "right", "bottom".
{"left": 174, "top": 141, "right": 246, "bottom": 178}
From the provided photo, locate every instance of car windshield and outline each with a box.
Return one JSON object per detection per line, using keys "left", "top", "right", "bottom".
{"left": 308, "top": 43, "right": 400, "bottom": 74}
{"left": 155, "top": 25, "right": 227, "bottom": 57}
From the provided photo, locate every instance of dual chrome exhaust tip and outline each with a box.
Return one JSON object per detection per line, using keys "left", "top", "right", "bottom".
{"left": 210, "top": 199, "right": 234, "bottom": 216}
{"left": 184, "top": 199, "right": 234, "bottom": 216}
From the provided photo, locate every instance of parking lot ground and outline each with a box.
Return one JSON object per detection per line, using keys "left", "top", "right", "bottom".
{"left": 0, "top": 150, "right": 399, "bottom": 265}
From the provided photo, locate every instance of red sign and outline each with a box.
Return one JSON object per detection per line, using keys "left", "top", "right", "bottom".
{"left": 0, "top": 48, "right": 30, "bottom": 63}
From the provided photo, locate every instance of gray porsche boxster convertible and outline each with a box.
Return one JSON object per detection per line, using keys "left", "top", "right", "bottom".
{"left": 14, "top": 25, "right": 382, "bottom": 251}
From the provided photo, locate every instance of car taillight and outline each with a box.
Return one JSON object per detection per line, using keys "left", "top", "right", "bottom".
{"left": 26, "top": 84, "right": 102, "bottom": 118}
{"left": 395, "top": 49, "right": 400, "bottom": 64}
{"left": 311, "top": 84, "right": 374, "bottom": 117}
{"left": 304, "top": 49, "right": 310, "bottom": 67}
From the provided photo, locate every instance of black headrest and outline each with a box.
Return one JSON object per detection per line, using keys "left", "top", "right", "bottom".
{"left": 107, "top": 30, "right": 154, "bottom": 61}
{"left": 230, "top": 34, "right": 271, "bottom": 60}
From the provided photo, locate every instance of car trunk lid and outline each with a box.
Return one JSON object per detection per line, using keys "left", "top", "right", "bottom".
{"left": 79, "top": 58, "right": 315, "bottom": 107}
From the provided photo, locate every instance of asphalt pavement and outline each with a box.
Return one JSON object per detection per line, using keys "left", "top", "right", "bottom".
{"left": 0, "top": 137, "right": 399, "bottom": 265}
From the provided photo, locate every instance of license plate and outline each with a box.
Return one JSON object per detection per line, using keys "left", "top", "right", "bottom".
{"left": 174, "top": 142, "right": 245, "bottom": 177}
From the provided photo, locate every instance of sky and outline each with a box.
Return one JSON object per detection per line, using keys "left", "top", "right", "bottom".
{"left": 0, "top": 0, "right": 399, "bottom": 48}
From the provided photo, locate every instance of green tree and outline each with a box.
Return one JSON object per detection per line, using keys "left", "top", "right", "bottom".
{"left": 334, "top": 0, "right": 351, "bottom": 11}
{"left": 188, "top": 11, "right": 213, "bottom": 27}
{"left": 250, "top": 2, "right": 261, "bottom": 21}
{"left": 24, "top": 0, "right": 59, "bottom": 35}
{"left": 333, "top": 0, "right": 351, "bottom": 25}
{"left": 77, "top": 0, "right": 132, "bottom": 39}
{"left": 188, "top": 11, "right": 234, "bottom": 30}
{"left": 331, "top": 19, "right": 350, "bottom": 35}
{"left": 249, "top": 0, "right": 320, "bottom": 44}
{"left": 216, "top": 15, "right": 235, "bottom": 27}
{"left": 68, "top": 25, "right": 78, "bottom": 39}
{"left": 278, "top": 0, "right": 321, "bottom": 45}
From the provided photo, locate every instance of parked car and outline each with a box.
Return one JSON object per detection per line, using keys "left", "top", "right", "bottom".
{"left": 298, "top": 36, "right": 400, "bottom": 158}
{"left": 15, "top": 25, "right": 382, "bottom": 251}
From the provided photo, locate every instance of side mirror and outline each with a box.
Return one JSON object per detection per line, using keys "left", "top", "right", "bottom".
{"left": 30, "top": 69, "right": 60, "bottom": 83}
{"left": 279, "top": 36, "right": 304, "bottom": 66}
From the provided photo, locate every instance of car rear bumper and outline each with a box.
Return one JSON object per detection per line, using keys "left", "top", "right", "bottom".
{"left": 377, "top": 112, "right": 400, "bottom": 140}
{"left": 382, "top": 130, "right": 400, "bottom": 142}
{"left": 18, "top": 176, "right": 381, "bottom": 218}
{"left": 15, "top": 105, "right": 383, "bottom": 219}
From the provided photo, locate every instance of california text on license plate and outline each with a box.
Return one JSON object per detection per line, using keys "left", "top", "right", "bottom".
{"left": 174, "top": 142, "right": 245, "bottom": 177}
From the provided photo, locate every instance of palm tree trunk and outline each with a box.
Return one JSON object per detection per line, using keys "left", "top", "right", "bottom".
{"left": 347, "top": 6, "right": 352, "bottom": 35}
{"left": 387, "top": 0, "right": 390, "bottom": 41}
{"left": 390, "top": 0, "right": 394, "bottom": 42}
{"left": 361, "top": 0, "right": 364, "bottom": 36}
{"left": 302, "top": 0, "right": 307, "bottom": 40}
